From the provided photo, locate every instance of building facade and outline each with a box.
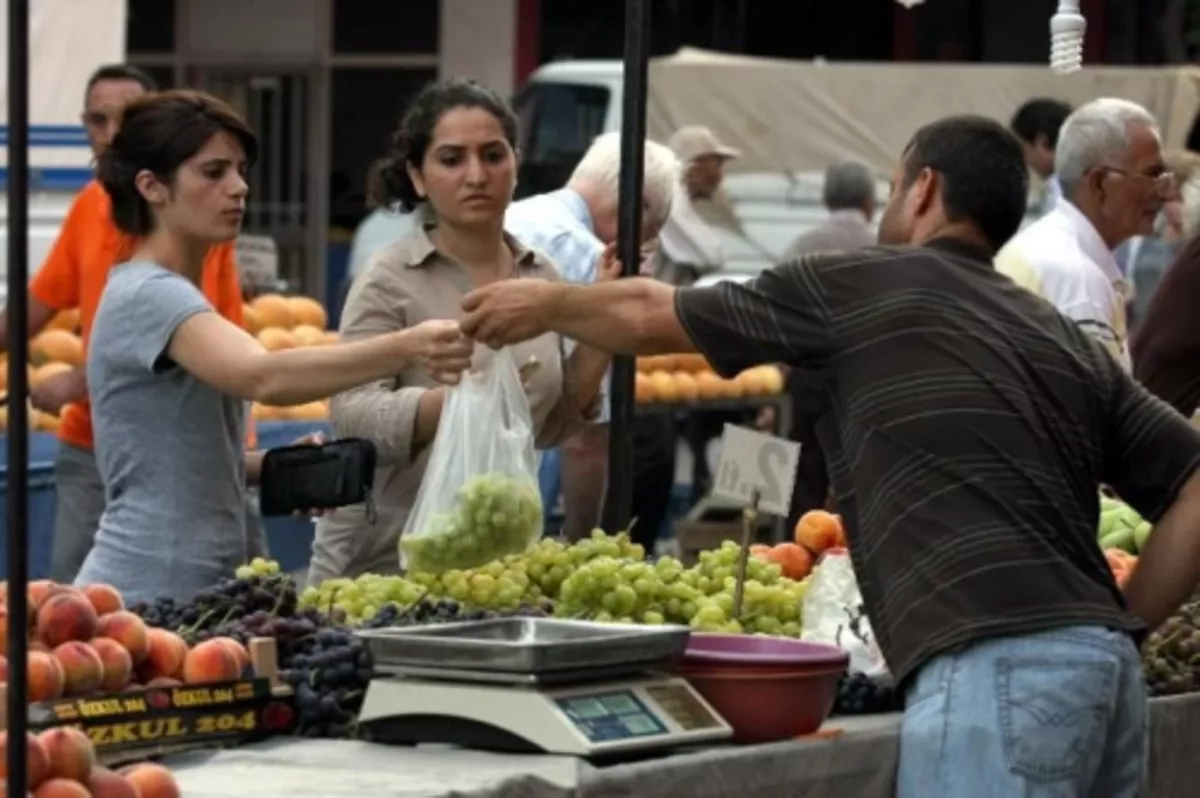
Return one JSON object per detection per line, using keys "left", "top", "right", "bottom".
{"left": 125, "top": 0, "right": 541, "bottom": 298}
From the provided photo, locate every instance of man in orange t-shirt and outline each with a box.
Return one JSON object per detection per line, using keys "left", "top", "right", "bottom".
{"left": 0, "top": 65, "right": 262, "bottom": 582}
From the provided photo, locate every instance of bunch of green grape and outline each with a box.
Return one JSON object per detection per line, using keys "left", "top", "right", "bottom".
{"left": 674, "top": 542, "right": 807, "bottom": 636}
{"left": 401, "top": 473, "right": 544, "bottom": 572}
{"left": 301, "top": 530, "right": 650, "bottom": 623}
{"left": 300, "top": 573, "right": 429, "bottom": 623}
{"left": 235, "top": 556, "right": 283, "bottom": 581}
{"left": 556, "top": 556, "right": 680, "bottom": 624}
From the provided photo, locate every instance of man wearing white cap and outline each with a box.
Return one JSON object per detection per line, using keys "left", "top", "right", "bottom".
{"left": 655, "top": 125, "right": 741, "bottom": 286}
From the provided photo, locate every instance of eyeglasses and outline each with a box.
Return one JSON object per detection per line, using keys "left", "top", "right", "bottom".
{"left": 1098, "top": 166, "right": 1177, "bottom": 193}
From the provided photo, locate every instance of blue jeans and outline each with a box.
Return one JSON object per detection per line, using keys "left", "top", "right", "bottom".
{"left": 897, "top": 625, "right": 1147, "bottom": 798}
{"left": 538, "top": 448, "right": 563, "bottom": 530}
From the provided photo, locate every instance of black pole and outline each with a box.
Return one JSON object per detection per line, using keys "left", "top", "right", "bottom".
{"left": 602, "top": 0, "right": 650, "bottom": 533}
{"left": 6, "top": 0, "right": 31, "bottom": 792}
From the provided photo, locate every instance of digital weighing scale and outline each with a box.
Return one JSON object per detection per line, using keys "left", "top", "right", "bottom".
{"left": 356, "top": 618, "right": 733, "bottom": 759}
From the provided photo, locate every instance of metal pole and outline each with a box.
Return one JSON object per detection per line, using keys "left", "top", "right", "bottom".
{"left": 602, "top": 0, "right": 650, "bottom": 533}
{"left": 6, "top": 0, "right": 31, "bottom": 792}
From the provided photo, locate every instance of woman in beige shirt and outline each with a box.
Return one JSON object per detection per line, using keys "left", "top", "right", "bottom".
{"left": 308, "top": 79, "right": 611, "bottom": 583}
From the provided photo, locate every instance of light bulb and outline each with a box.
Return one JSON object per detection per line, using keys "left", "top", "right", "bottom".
{"left": 1050, "top": 0, "right": 1086, "bottom": 74}
{"left": 894, "top": 0, "right": 927, "bottom": 7}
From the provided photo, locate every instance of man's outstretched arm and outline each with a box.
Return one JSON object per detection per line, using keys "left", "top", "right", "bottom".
{"left": 462, "top": 262, "right": 834, "bottom": 378}
{"left": 462, "top": 276, "right": 691, "bottom": 356}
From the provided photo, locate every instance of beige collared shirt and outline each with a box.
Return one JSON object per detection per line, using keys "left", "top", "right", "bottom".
{"left": 308, "top": 224, "right": 591, "bottom": 583}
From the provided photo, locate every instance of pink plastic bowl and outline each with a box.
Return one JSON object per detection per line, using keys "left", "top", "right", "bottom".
{"left": 672, "top": 634, "right": 848, "bottom": 743}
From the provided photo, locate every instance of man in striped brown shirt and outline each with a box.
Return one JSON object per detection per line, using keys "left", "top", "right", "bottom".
{"left": 462, "top": 115, "right": 1200, "bottom": 797}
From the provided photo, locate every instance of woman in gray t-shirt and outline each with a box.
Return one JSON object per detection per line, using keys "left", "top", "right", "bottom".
{"left": 78, "top": 91, "right": 473, "bottom": 604}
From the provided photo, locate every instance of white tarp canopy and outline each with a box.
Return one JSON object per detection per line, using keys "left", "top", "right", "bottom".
{"left": 647, "top": 48, "right": 1200, "bottom": 176}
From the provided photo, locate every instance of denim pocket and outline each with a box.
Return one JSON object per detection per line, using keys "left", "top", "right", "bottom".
{"left": 995, "top": 659, "right": 1115, "bottom": 782}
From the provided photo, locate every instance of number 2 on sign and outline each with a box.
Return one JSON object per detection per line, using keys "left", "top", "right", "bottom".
{"left": 712, "top": 424, "right": 801, "bottom": 517}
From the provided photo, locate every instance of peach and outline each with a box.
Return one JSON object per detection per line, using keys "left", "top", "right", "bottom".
{"left": 33, "top": 585, "right": 82, "bottom": 611}
{"left": 37, "top": 594, "right": 99, "bottom": 647}
{"left": 90, "top": 638, "right": 133, "bottom": 693}
{"left": 0, "top": 653, "right": 8, "bottom": 681}
{"left": 145, "top": 676, "right": 182, "bottom": 688}
{"left": 81, "top": 584, "right": 124, "bottom": 617}
{"left": 0, "top": 731, "right": 51, "bottom": 788}
{"left": 145, "top": 629, "right": 188, "bottom": 680}
{"left": 212, "top": 637, "right": 250, "bottom": 676}
{"left": 121, "top": 763, "right": 181, "bottom": 798}
{"left": 27, "top": 581, "right": 56, "bottom": 608}
{"left": 87, "top": 766, "right": 139, "bottom": 798}
{"left": 51, "top": 642, "right": 104, "bottom": 695}
{"left": 32, "top": 778, "right": 90, "bottom": 798}
{"left": 182, "top": 638, "right": 242, "bottom": 684}
{"left": 36, "top": 727, "right": 94, "bottom": 783}
{"left": 794, "top": 509, "right": 845, "bottom": 555}
{"left": 97, "top": 611, "right": 150, "bottom": 665}
{"left": 27, "top": 651, "right": 66, "bottom": 703}
{"left": 29, "top": 639, "right": 49, "bottom": 653}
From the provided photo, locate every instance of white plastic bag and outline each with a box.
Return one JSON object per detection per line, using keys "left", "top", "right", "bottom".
{"left": 400, "top": 347, "right": 544, "bottom": 573}
{"left": 800, "top": 550, "right": 891, "bottom": 682}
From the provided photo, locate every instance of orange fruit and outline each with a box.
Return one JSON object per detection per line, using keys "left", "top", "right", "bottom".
{"left": 795, "top": 510, "right": 844, "bottom": 554}
{"left": 249, "top": 294, "right": 296, "bottom": 329}
{"left": 256, "top": 327, "right": 295, "bottom": 351}
{"left": 31, "top": 330, "right": 84, "bottom": 367}
{"left": 286, "top": 296, "right": 328, "bottom": 329}
{"left": 766, "top": 543, "right": 813, "bottom": 580}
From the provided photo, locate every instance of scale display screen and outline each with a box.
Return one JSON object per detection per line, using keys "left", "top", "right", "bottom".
{"left": 643, "top": 683, "right": 723, "bottom": 730}
{"left": 555, "top": 690, "right": 667, "bottom": 742}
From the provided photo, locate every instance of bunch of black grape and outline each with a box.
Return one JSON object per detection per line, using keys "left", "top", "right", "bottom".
{"left": 359, "top": 598, "right": 553, "bottom": 629}
{"left": 278, "top": 627, "right": 375, "bottom": 737}
{"left": 1142, "top": 601, "right": 1200, "bottom": 697}
{"left": 832, "top": 672, "right": 900, "bottom": 716}
{"left": 132, "top": 574, "right": 299, "bottom": 635}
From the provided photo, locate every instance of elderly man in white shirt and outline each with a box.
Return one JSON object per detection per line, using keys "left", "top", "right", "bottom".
{"left": 505, "top": 133, "right": 679, "bottom": 542}
{"left": 995, "top": 98, "right": 1176, "bottom": 367}
{"left": 655, "top": 126, "right": 739, "bottom": 286}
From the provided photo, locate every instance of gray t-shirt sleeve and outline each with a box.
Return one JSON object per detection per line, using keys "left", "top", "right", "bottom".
{"left": 127, "top": 271, "right": 214, "bottom": 373}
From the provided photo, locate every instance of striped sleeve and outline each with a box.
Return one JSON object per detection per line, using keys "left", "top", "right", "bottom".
{"left": 674, "top": 256, "right": 836, "bottom": 377}
{"left": 1103, "top": 359, "right": 1200, "bottom": 522}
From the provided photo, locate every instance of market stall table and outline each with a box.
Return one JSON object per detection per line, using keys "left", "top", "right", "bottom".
{"left": 163, "top": 693, "right": 1200, "bottom": 797}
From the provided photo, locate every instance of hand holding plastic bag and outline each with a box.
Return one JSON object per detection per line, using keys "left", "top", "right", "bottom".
{"left": 400, "top": 347, "right": 543, "bottom": 573}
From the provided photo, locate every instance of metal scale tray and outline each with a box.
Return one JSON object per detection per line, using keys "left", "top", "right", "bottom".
{"left": 357, "top": 617, "right": 691, "bottom": 677}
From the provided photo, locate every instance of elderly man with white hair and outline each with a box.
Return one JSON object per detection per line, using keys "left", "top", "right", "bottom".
{"left": 995, "top": 97, "right": 1176, "bottom": 368}
{"left": 505, "top": 132, "right": 679, "bottom": 542}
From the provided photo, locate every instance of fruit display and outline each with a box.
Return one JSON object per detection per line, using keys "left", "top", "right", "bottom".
{"left": 1143, "top": 597, "right": 1200, "bottom": 696}
{"left": 243, "top": 293, "right": 340, "bottom": 422}
{"left": 831, "top": 672, "right": 900, "bottom": 716}
{"left": 0, "top": 322, "right": 88, "bottom": 433}
{"left": 1, "top": 726, "right": 181, "bottom": 797}
{"left": 1104, "top": 548, "right": 1138, "bottom": 590}
{"left": 1098, "top": 494, "right": 1152, "bottom": 554}
{"left": 634, "top": 353, "right": 784, "bottom": 404}
{"left": 306, "top": 531, "right": 810, "bottom": 637}
{"left": 0, "top": 580, "right": 260, "bottom": 702}
{"left": 133, "top": 558, "right": 373, "bottom": 738}
{"left": 400, "top": 473, "right": 545, "bottom": 573}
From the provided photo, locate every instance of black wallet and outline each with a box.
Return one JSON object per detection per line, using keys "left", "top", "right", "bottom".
{"left": 259, "top": 438, "right": 377, "bottom": 521}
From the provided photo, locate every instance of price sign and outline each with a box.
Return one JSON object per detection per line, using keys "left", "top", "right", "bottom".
{"left": 711, "top": 424, "right": 801, "bottom": 516}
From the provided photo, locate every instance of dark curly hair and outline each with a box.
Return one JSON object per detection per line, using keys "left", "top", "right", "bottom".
{"left": 373, "top": 78, "right": 519, "bottom": 212}
{"left": 97, "top": 89, "right": 258, "bottom": 236}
